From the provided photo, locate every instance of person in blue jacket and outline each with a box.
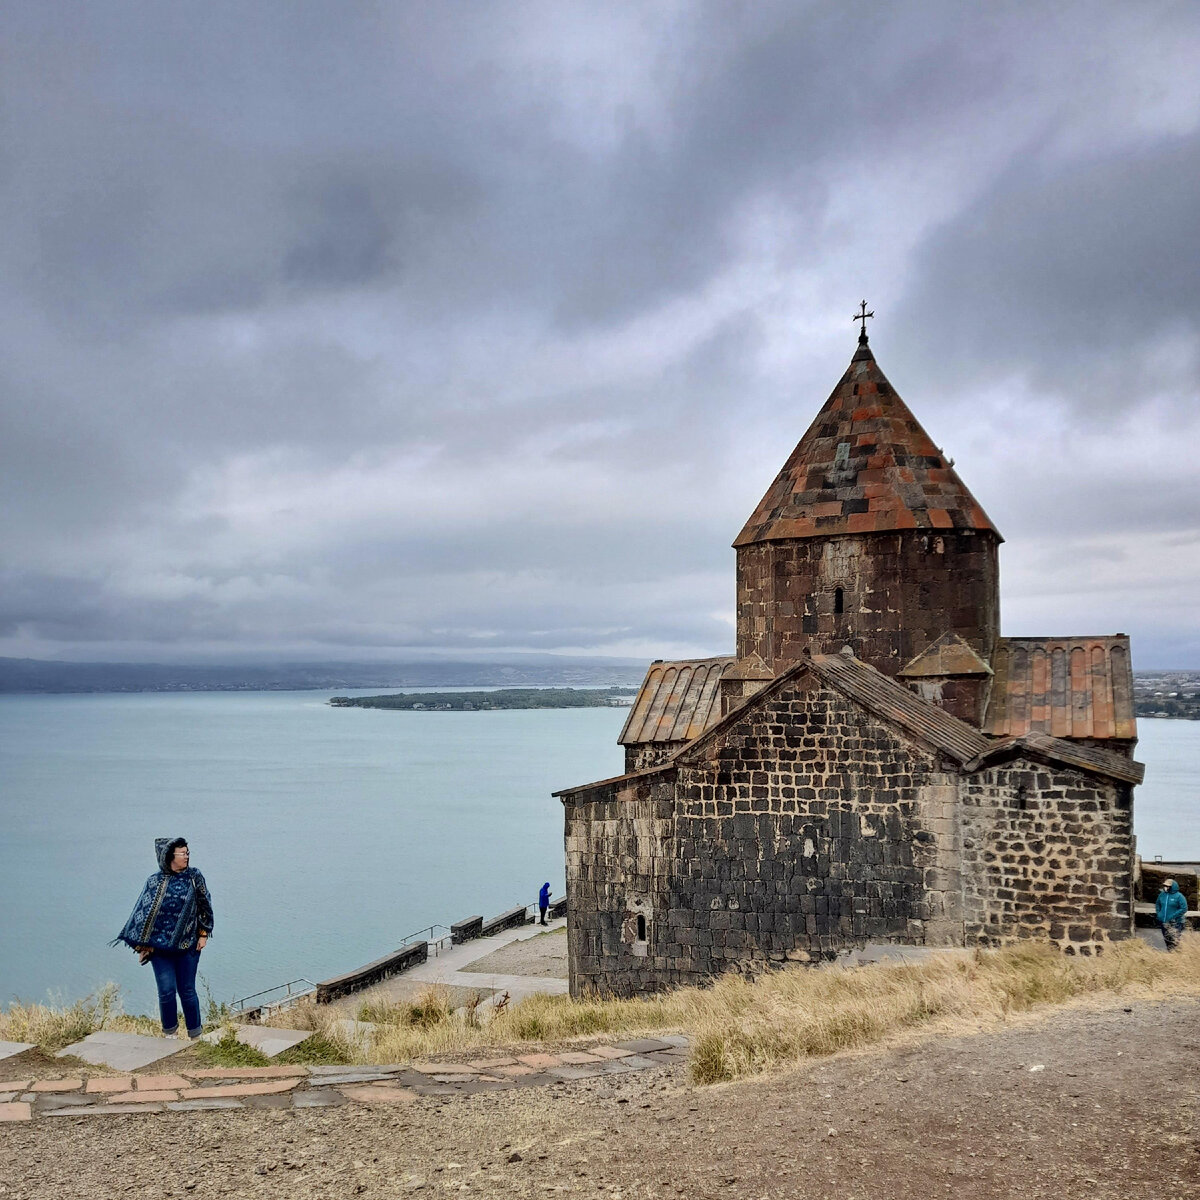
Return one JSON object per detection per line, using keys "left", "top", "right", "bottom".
{"left": 538, "top": 881, "right": 552, "bottom": 926}
{"left": 1155, "top": 879, "right": 1188, "bottom": 951}
{"left": 114, "top": 837, "right": 214, "bottom": 1038}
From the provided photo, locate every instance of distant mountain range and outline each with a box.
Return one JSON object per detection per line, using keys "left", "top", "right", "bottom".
{"left": 0, "top": 656, "right": 650, "bottom": 694}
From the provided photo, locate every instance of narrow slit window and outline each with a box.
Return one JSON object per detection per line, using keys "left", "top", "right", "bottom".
{"left": 834, "top": 587, "right": 844, "bottom": 614}
{"left": 636, "top": 914, "right": 647, "bottom": 941}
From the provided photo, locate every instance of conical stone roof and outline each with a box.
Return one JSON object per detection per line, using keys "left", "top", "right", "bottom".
{"left": 734, "top": 337, "right": 1000, "bottom": 547}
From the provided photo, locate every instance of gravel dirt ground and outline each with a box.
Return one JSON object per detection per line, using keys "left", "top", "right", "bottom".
{"left": 459, "top": 927, "right": 568, "bottom": 978}
{"left": 4, "top": 993, "right": 1198, "bottom": 1199}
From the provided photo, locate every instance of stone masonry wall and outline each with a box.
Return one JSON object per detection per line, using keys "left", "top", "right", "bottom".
{"left": 959, "top": 762, "right": 1133, "bottom": 954}
{"left": 563, "top": 770, "right": 677, "bottom": 997}
{"left": 736, "top": 530, "right": 1000, "bottom": 680}
{"left": 565, "top": 673, "right": 966, "bottom": 996}
{"left": 623, "top": 742, "right": 686, "bottom": 774}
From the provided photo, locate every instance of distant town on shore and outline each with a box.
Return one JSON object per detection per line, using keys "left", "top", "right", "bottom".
{"left": 1134, "top": 670, "right": 1200, "bottom": 720}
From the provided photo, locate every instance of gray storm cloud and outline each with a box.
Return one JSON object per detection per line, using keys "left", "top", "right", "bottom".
{"left": 1, "top": 1, "right": 1197, "bottom": 667}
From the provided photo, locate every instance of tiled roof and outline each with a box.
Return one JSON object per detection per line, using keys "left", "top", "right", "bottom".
{"left": 983, "top": 636, "right": 1136, "bottom": 741}
{"left": 618, "top": 656, "right": 734, "bottom": 747}
{"left": 968, "top": 733, "right": 1144, "bottom": 786}
{"left": 734, "top": 338, "right": 999, "bottom": 547}
{"left": 807, "top": 650, "right": 992, "bottom": 765}
{"left": 899, "top": 632, "right": 992, "bottom": 678}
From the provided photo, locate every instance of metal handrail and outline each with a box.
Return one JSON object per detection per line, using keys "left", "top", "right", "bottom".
{"left": 226, "top": 906, "right": 543, "bottom": 1016}
{"left": 399, "top": 923, "right": 456, "bottom": 956}
{"left": 231, "top": 977, "right": 316, "bottom": 1014}
{"left": 400, "top": 922, "right": 450, "bottom": 944}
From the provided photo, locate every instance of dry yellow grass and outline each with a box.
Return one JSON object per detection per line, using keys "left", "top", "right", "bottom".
{"left": 8, "top": 940, "right": 1198, "bottom": 1077}
{"left": 0, "top": 983, "right": 160, "bottom": 1052}
{"left": 685, "top": 939, "right": 1200, "bottom": 1083}
{"left": 255, "top": 938, "right": 1200, "bottom": 1083}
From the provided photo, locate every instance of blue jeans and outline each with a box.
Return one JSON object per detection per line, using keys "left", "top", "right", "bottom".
{"left": 150, "top": 950, "right": 202, "bottom": 1036}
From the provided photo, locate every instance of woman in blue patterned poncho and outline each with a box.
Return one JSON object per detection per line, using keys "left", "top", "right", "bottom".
{"left": 114, "top": 838, "right": 214, "bottom": 1038}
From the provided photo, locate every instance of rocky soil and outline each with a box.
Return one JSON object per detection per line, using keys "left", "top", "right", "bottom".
{"left": 3, "top": 995, "right": 1198, "bottom": 1200}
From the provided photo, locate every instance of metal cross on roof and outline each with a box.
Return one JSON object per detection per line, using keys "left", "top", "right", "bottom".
{"left": 853, "top": 300, "right": 874, "bottom": 338}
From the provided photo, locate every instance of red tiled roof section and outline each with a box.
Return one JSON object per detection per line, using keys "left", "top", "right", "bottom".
{"left": 618, "top": 656, "right": 734, "bottom": 746}
{"left": 983, "top": 636, "right": 1136, "bottom": 741}
{"left": 733, "top": 342, "right": 1000, "bottom": 547}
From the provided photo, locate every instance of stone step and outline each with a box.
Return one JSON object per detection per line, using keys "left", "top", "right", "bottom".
{"left": 201, "top": 1025, "right": 314, "bottom": 1057}
{"left": 56, "top": 1031, "right": 187, "bottom": 1072}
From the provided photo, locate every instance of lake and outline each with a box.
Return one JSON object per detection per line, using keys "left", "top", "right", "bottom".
{"left": 0, "top": 690, "right": 627, "bottom": 1010}
{"left": 0, "top": 692, "right": 1196, "bottom": 1010}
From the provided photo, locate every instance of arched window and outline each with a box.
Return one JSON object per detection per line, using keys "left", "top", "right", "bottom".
{"left": 636, "top": 914, "right": 647, "bottom": 941}
{"left": 834, "top": 587, "right": 844, "bottom": 615}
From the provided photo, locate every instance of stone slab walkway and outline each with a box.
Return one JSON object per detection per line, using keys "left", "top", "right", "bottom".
{"left": 0, "top": 1041, "right": 35, "bottom": 1062}
{"left": 201, "top": 1025, "right": 314, "bottom": 1057}
{"left": 56, "top": 1031, "right": 188, "bottom": 1071}
{"left": 0, "top": 1036, "right": 688, "bottom": 1123}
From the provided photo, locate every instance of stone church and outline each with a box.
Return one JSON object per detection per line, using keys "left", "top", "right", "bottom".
{"left": 556, "top": 317, "right": 1143, "bottom": 998}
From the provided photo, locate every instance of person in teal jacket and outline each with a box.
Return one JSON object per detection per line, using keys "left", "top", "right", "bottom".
{"left": 1155, "top": 879, "right": 1188, "bottom": 951}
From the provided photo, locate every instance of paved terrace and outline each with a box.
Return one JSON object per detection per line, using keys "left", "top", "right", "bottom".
{"left": 344, "top": 916, "right": 570, "bottom": 1008}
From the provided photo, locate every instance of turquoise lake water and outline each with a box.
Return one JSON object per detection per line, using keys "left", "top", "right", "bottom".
{"left": 0, "top": 691, "right": 1197, "bottom": 1011}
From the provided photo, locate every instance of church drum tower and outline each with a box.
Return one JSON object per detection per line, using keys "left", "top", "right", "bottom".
{"left": 732, "top": 311, "right": 1001, "bottom": 703}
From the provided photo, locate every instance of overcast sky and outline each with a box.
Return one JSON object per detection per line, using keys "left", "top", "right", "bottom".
{"left": 2, "top": 1, "right": 1198, "bottom": 668}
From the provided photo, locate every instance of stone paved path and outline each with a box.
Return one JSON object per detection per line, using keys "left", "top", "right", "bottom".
{"left": 0, "top": 1035, "right": 688, "bottom": 1123}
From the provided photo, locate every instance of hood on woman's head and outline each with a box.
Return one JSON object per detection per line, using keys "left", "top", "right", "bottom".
{"left": 156, "top": 837, "right": 187, "bottom": 872}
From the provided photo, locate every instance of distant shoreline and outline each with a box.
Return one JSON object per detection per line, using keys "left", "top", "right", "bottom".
{"left": 0, "top": 655, "right": 647, "bottom": 695}
{"left": 330, "top": 687, "right": 637, "bottom": 711}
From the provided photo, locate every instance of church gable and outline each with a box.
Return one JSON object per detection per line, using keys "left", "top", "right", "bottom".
{"left": 674, "top": 662, "right": 944, "bottom": 808}
{"left": 661, "top": 670, "right": 967, "bottom": 973}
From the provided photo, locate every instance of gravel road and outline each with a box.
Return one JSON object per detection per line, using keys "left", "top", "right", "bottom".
{"left": 3, "top": 994, "right": 1197, "bottom": 1199}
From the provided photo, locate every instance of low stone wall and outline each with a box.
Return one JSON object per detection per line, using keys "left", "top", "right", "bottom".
{"left": 480, "top": 905, "right": 530, "bottom": 937}
{"left": 1134, "top": 907, "right": 1200, "bottom": 931}
{"left": 451, "top": 916, "right": 483, "bottom": 944}
{"left": 1139, "top": 866, "right": 1199, "bottom": 911}
{"left": 311, "top": 898, "right": 559, "bottom": 1002}
{"left": 314, "top": 940, "right": 428, "bottom": 1004}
